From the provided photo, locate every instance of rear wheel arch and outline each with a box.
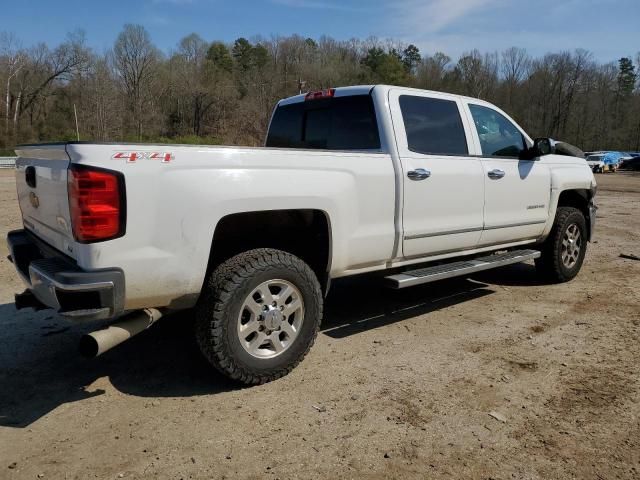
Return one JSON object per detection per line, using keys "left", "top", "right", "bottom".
{"left": 203, "top": 209, "right": 332, "bottom": 296}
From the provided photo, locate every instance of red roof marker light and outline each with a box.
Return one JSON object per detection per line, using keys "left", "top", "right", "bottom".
{"left": 305, "top": 88, "right": 335, "bottom": 101}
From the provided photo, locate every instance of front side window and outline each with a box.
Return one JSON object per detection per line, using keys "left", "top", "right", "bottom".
{"left": 399, "top": 95, "right": 468, "bottom": 155}
{"left": 469, "top": 104, "right": 527, "bottom": 158}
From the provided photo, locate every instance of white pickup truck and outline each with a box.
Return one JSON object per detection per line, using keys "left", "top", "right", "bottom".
{"left": 8, "top": 85, "right": 596, "bottom": 384}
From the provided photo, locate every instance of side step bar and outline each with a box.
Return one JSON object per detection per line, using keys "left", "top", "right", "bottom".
{"left": 385, "top": 249, "right": 541, "bottom": 289}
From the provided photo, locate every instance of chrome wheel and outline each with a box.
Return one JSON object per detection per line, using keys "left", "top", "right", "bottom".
{"left": 237, "top": 279, "right": 305, "bottom": 359}
{"left": 561, "top": 223, "right": 582, "bottom": 269}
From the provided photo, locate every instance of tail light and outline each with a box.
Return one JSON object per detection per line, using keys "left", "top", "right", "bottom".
{"left": 305, "top": 88, "right": 335, "bottom": 101}
{"left": 68, "top": 165, "right": 125, "bottom": 243}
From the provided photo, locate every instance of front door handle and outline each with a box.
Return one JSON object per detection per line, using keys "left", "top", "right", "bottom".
{"left": 407, "top": 168, "right": 431, "bottom": 181}
{"left": 487, "top": 169, "right": 505, "bottom": 179}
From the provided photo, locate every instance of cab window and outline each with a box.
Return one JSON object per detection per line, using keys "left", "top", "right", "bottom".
{"left": 469, "top": 104, "right": 527, "bottom": 158}
{"left": 266, "top": 95, "right": 380, "bottom": 150}
{"left": 399, "top": 95, "right": 468, "bottom": 155}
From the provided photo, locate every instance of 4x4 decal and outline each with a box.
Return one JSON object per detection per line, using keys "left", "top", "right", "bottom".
{"left": 112, "top": 152, "right": 173, "bottom": 163}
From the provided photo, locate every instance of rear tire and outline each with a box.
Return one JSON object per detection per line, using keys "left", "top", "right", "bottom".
{"left": 535, "top": 206, "right": 587, "bottom": 283}
{"left": 196, "top": 248, "right": 323, "bottom": 385}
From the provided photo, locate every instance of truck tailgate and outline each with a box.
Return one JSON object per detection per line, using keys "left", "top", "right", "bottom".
{"left": 14, "top": 144, "right": 76, "bottom": 258}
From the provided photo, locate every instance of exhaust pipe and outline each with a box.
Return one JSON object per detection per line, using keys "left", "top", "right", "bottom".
{"left": 79, "top": 308, "right": 164, "bottom": 358}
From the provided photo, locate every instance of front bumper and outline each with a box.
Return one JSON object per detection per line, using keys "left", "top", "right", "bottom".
{"left": 7, "top": 229, "right": 124, "bottom": 321}
{"left": 588, "top": 200, "right": 597, "bottom": 241}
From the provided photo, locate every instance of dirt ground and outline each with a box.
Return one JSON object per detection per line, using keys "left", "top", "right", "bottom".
{"left": 0, "top": 169, "right": 638, "bottom": 480}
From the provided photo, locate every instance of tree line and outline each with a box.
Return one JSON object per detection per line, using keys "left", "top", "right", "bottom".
{"left": 1, "top": 25, "right": 639, "bottom": 154}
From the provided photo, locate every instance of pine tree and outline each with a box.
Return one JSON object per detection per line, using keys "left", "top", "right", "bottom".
{"left": 617, "top": 57, "right": 637, "bottom": 96}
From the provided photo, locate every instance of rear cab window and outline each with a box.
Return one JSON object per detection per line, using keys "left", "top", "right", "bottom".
{"left": 265, "top": 95, "right": 380, "bottom": 150}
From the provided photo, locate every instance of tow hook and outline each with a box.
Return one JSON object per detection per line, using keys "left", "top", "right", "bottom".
{"left": 14, "top": 290, "right": 48, "bottom": 311}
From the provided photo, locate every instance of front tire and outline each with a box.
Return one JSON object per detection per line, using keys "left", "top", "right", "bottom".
{"left": 535, "top": 206, "right": 587, "bottom": 282}
{"left": 196, "top": 248, "right": 323, "bottom": 385}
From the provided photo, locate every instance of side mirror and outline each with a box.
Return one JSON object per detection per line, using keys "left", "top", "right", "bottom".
{"left": 532, "top": 138, "right": 555, "bottom": 157}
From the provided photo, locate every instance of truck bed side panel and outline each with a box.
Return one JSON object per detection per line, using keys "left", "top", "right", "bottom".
{"left": 66, "top": 144, "right": 396, "bottom": 310}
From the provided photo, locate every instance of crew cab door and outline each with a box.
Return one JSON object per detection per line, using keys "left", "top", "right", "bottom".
{"left": 463, "top": 102, "right": 551, "bottom": 245}
{"left": 389, "top": 89, "right": 484, "bottom": 258}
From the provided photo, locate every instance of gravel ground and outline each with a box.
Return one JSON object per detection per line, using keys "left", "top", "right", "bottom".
{"left": 0, "top": 169, "right": 639, "bottom": 479}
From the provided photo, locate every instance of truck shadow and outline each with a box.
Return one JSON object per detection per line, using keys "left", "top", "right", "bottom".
{"left": 470, "top": 262, "right": 546, "bottom": 287}
{"left": 321, "top": 276, "right": 493, "bottom": 338}
{"left": 0, "top": 306, "right": 236, "bottom": 428}
{"left": 0, "top": 263, "right": 537, "bottom": 428}
{"left": 321, "top": 262, "right": 546, "bottom": 339}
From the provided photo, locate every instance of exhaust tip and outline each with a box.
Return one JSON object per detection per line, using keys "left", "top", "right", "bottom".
{"left": 79, "top": 308, "right": 164, "bottom": 359}
{"left": 78, "top": 334, "right": 100, "bottom": 358}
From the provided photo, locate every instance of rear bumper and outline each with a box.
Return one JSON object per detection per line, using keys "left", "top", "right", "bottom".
{"left": 7, "top": 229, "right": 125, "bottom": 321}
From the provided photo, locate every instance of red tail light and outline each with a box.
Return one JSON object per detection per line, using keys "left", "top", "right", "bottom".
{"left": 68, "top": 165, "right": 125, "bottom": 243}
{"left": 305, "top": 88, "right": 335, "bottom": 101}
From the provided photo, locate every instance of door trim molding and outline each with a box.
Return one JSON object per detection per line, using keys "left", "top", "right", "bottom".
{"left": 405, "top": 226, "right": 483, "bottom": 240}
{"left": 483, "top": 220, "right": 547, "bottom": 230}
{"left": 404, "top": 220, "right": 546, "bottom": 241}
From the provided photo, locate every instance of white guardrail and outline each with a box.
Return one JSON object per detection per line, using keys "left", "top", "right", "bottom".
{"left": 0, "top": 157, "right": 16, "bottom": 168}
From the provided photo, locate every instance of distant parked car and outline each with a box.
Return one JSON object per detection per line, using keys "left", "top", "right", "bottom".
{"left": 588, "top": 151, "right": 626, "bottom": 172}
{"left": 620, "top": 154, "right": 640, "bottom": 171}
{"left": 585, "top": 154, "right": 606, "bottom": 173}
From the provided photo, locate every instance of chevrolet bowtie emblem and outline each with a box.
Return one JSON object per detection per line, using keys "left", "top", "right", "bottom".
{"left": 29, "top": 191, "right": 40, "bottom": 209}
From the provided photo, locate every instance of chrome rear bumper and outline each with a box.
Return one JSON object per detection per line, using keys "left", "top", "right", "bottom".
{"left": 7, "top": 229, "right": 124, "bottom": 321}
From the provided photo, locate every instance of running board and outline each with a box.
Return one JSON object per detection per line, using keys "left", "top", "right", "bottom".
{"left": 385, "top": 249, "right": 541, "bottom": 289}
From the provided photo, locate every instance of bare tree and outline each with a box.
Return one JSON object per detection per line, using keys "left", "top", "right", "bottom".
{"left": 417, "top": 52, "right": 451, "bottom": 90}
{"left": 113, "top": 24, "right": 159, "bottom": 140}
{"left": 1, "top": 32, "right": 25, "bottom": 136}
{"left": 455, "top": 50, "right": 498, "bottom": 99}
{"left": 501, "top": 47, "right": 530, "bottom": 109}
{"left": 10, "top": 31, "right": 89, "bottom": 135}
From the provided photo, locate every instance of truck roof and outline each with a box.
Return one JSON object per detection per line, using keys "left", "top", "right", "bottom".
{"left": 277, "top": 84, "right": 494, "bottom": 107}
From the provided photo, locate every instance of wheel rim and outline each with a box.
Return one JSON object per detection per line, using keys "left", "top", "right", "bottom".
{"left": 561, "top": 223, "right": 582, "bottom": 269}
{"left": 237, "top": 279, "right": 305, "bottom": 359}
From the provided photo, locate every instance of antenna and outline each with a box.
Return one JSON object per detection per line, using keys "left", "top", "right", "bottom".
{"left": 73, "top": 104, "right": 80, "bottom": 141}
{"left": 298, "top": 78, "right": 306, "bottom": 95}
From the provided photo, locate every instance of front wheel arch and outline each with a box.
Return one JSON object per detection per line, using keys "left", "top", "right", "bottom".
{"left": 543, "top": 188, "right": 594, "bottom": 243}
{"left": 536, "top": 206, "right": 588, "bottom": 283}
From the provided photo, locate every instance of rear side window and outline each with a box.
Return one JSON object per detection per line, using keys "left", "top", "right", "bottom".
{"left": 266, "top": 95, "right": 380, "bottom": 150}
{"left": 399, "top": 95, "right": 468, "bottom": 156}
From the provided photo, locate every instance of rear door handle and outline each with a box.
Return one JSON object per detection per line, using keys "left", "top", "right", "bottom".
{"left": 407, "top": 168, "right": 431, "bottom": 181}
{"left": 487, "top": 169, "right": 505, "bottom": 179}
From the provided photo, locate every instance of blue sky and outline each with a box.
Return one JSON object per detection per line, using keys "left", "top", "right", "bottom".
{"left": 2, "top": 0, "right": 638, "bottom": 62}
